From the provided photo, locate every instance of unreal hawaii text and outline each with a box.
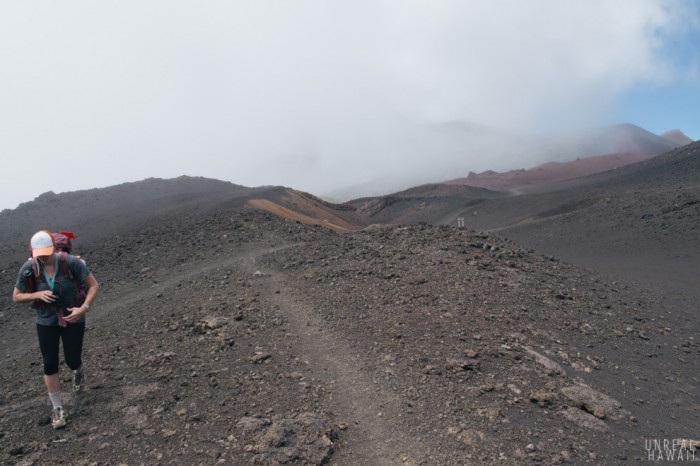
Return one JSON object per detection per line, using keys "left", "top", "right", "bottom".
{"left": 645, "top": 439, "right": 698, "bottom": 462}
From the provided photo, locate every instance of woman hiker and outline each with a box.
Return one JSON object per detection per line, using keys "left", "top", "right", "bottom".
{"left": 12, "top": 230, "right": 99, "bottom": 429}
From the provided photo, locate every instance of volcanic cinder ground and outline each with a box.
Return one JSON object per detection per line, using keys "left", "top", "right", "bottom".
{"left": 0, "top": 142, "right": 698, "bottom": 465}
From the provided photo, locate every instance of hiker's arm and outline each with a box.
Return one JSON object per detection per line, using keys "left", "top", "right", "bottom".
{"left": 65, "top": 274, "right": 99, "bottom": 323}
{"left": 12, "top": 287, "right": 56, "bottom": 304}
{"left": 82, "top": 274, "right": 99, "bottom": 309}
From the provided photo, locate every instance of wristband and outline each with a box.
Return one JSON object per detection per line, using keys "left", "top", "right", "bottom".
{"left": 83, "top": 303, "right": 90, "bottom": 310}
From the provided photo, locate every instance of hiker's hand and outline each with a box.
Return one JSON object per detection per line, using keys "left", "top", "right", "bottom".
{"left": 34, "top": 290, "right": 56, "bottom": 303}
{"left": 65, "top": 305, "right": 87, "bottom": 323}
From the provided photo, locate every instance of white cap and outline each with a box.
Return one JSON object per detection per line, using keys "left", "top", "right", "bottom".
{"left": 30, "top": 230, "right": 55, "bottom": 258}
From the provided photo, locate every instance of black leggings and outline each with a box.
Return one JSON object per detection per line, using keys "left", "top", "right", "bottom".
{"left": 36, "top": 323, "right": 85, "bottom": 375}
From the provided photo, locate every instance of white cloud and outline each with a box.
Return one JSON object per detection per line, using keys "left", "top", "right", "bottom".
{"left": 0, "top": 0, "right": 695, "bottom": 209}
{"left": 377, "top": 0, "right": 680, "bottom": 127}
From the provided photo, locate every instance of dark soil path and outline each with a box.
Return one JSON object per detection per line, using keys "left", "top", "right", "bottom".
{"left": 251, "top": 254, "right": 428, "bottom": 465}
{"left": 0, "top": 229, "right": 431, "bottom": 465}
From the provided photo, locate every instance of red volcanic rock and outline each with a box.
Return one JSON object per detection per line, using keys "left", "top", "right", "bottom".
{"left": 449, "top": 151, "right": 655, "bottom": 194}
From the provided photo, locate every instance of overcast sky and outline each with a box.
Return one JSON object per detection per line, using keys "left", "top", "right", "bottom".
{"left": 1, "top": 0, "right": 699, "bottom": 211}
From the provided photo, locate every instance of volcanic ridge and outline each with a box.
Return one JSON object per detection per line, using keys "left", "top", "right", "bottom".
{"left": 0, "top": 140, "right": 698, "bottom": 465}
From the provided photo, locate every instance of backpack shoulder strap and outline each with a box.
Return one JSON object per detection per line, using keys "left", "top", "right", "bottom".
{"left": 56, "top": 252, "right": 72, "bottom": 278}
{"left": 58, "top": 252, "right": 88, "bottom": 308}
{"left": 58, "top": 252, "right": 83, "bottom": 282}
{"left": 31, "top": 257, "right": 39, "bottom": 277}
{"left": 23, "top": 259, "right": 38, "bottom": 293}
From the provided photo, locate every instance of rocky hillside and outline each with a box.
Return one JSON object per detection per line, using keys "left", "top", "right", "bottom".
{"left": 0, "top": 141, "right": 698, "bottom": 465}
{"left": 446, "top": 151, "right": 656, "bottom": 194}
{"left": 1, "top": 200, "right": 697, "bottom": 464}
{"left": 475, "top": 141, "right": 700, "bottom": 306}
{"left": 338, "top": 142, "right": 700, "bottom": 310}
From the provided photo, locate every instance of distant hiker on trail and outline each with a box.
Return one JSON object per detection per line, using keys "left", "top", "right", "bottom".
{"left": 12, "top": 230, "right": 99, "bottom": 430}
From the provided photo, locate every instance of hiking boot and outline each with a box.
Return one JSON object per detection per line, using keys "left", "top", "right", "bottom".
{"left": 73, "top": 367, "right": 84, "bottom": 393}
{"left": 51, "top": 407, "right": 67, "bottom": 429}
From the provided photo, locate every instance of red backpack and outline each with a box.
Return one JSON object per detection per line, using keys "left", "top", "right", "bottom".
{"left": 52, "top": 231, "right": 75, "bottom": 254}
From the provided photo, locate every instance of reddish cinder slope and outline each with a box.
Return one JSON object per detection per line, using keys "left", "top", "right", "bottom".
{"left": 246, "top": 189, "right": 361, "bottom": 232}
{"left": 448, "top": 151, "right": 654, "bottom": 194}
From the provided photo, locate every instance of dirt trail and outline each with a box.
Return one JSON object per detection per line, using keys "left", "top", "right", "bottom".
{"left": 94, "top": 243, "right": 297, "bottom": 316}
{"left": 2, "top": 240, "right": 432, "bottom": 464}
{"left": 246, "top": 252, "right": 429, "bottom": 465}
{"left": 0, "top": 244, "right": 293, "bottom": 368}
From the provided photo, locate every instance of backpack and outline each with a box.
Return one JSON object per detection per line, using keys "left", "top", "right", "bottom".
{"left": 53, "top": 231, "right": 76, "bottom": 254}
{"left": 24, "top": 231, "right": 87, "bottom": 309}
